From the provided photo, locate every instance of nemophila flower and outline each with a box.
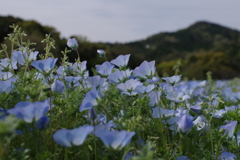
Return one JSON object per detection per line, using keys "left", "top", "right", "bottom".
{"left": 0, "top": 71, "right": 13, "bottom": 80}
{"left": 86, "top": 75, "right": 108, "bottom": 91}
{"left": 124, "top": 152, "right": 134, "bottom": 160}
{"left": 149, "top": 91, "right": 162, "bottom": 106}
{"left": 193, "top": 115, "right": 208, "bottom": 131}
{"left": 12, "top": 49, "right": 39, "bottom": 65}
{"left": 51, "top": 79, "right": 65, "bottom": 94}
{"left": 117, "top": 79, "right": 142, "bottom": 96}
{"left": 67, "top": 38, "right": 78, "bottom": 50}
{"left": 7, "top": 100, "right": 49, "bottom": 123}
{"left": 64, "top": 76, "right": 82, "bottom": 87}
{"left": 53, "top": 125, "right": 93, "bottom": 147}
{"left": 224, "top": 105, "right": 238, "bottom": 112}
{"left": 162, "top": 75, "right": 181, "bottom": 85}
{"left": 166, "top": 90, "right": 190, "bottom": 103}
{"left": 72, "top": 61, "right": 89, "bottom": 77}
{"left": 176, "top": 156, "right": 190, "bottom": 160}
{"left": 0, "top": 58, "right": 17, "bottom": 70}
{"left": 133, "top": 60, "right": 155, "bottom": 79}
{"left": 108, "top": 69, "right": 132, "bottom": 84}
{"left": 110, "top": 54, "right": 130, "bottom": 68}
{"left": 222, "top": 88, "right": 238, "bottom": 102}
{"left": 0, "top": 77, "right": 17, "bottom": 93}
{"left": 213, "top": 109, "right": 226, "bottom": 118}
{"left": 56, "top": 65, "right": 72, "bottom": 77}
{"left": 95, "top": 130, "right": 135, "bottom": 150}
{"left": 147, "top": 76, "right": 160, "bottom": 83}
{"left": 56, "top": 66, "right": 65, "bottom": 77}
{"left": 88, "top": 107, "right": 97, "bottom": 120}
{"left": 176, "top": 114, "right": 193, "bottom": 133}
{"left": 220, "top": 121, "right": 237, "bottom": 138}
{"left": 160, "top": 82, "right": 174, "bottom": 92}
{"left": 95, "top": 113, "right": 107, "bottom": 124}
{"left": 218, "top": 152, "right": 236, "bottom": 160}
{"left": 190, "top": 105, "right": 202, "bottom": 115}
{"left": 152, "top": 107, "right": 176, "bottom": 118}
{"left": 79, "top": 88, "right": 100, "bottom": 112}
{"left": 192, "top": 87, "right": 205, "bottom": 97}
{"left": 94, "top": 121, "right": 115, "bottom": 132}
{"left": 97, "top": 49, "right": 105, "bottom": 57}
{"left": 35, "top": 115, "right": 49, "bottom": 129}
{"left": 96, "top": 61, "right": 114, "bottom": 76}
{"left": 31, "top": 58, "right": 58, "bottom": 73}
{"left": 65, "top": 76, "right": 82, "bottom": 83}
{"left": 134, "top": 84, "right": 155, "bottom": 94}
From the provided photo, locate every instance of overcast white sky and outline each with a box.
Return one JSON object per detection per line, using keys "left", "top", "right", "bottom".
{"left": 1, "top": 0, "right": 240, "bottom": 43}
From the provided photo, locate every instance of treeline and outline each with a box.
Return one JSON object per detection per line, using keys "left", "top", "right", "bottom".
{"left": 1, "top": 15, "right": 240, "bottom": 79}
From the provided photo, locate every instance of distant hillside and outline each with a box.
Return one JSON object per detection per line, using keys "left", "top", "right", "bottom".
{"left": 1, "top": 15, "right": 240, "bottom": 79}
{"left": 106, "top": 21, "right": 240, "bottom": 79}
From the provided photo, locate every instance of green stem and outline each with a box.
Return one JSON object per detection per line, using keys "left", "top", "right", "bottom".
{"left": 64, "top": 148, "right": 68, "bottom": 160}
{"left": 94, "top": 124, "right": 97, "bottom": 160}
{"left": 215, "top": 137, "right": 223, "bottom": 160}
{"left": 75, "top": 49, "right": 80, "bottom": 62}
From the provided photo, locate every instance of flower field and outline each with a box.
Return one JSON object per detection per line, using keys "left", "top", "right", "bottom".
{"left": 0, "top": 25, "right": 240, "bottom": 160}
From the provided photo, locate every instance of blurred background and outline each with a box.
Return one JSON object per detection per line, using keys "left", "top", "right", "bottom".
{"left": 1, "top": 0, "right": 240, "bottom": 79}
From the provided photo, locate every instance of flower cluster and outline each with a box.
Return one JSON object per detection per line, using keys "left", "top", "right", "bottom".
{"left": 0, "top": 28, "right": 240, "bottom": 160}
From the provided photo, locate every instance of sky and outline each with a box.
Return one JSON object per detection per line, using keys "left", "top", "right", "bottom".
{"left": 1, "top": 0, "right": 240, "bottom": 43}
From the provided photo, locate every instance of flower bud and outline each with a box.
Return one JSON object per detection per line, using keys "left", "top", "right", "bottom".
{"left": 67, "top": 38, "right": 78, "bottom": 50}
{"left": 97, "top": 49, "right": 105, "bottom": 57}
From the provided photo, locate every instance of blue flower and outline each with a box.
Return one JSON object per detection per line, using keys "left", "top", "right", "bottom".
{"left": 117, "top": 79, "right": 142, "bottom": 96}
{"left": 53, "top": 125, "right": 93, "bottom": 147}
{"left": 133, "top": 61, "right": 155, "bottom": 79}
{"left": 134, "top": 84, "right": 155, "bottom": 94}
{"left": 152, "top": 107, "right": 176, "bottom": 118}
{"left": 149, "top": 91, "right": 162, "bottom": 106}
{"left": 220, "top": 121, "right": 237, "bottom": 138}
{"left": 67, "top": 38, "right": 78, "bottom": 50}
{"left": 79, "top": 88, "right": 100, "bottom": 112}
{"left": 95, "top": 130, "right": 135, "bottom": 150}
{"left": 97, "top": 49, "right": 105, "bottom": 57}
{"left": 162, "top": 75, "right": 181, "bottom": 85}
{"left": 0, "top": 58, "right": 18, "bottom": 70}
{"left": 35, "top": 116, "right": 49, "bottom": 129}
{"left": 96, "top": 62, "right": 114, "bottom": 76}
{"left": 219, "top": 151, "right": 236, "bottom": 160}
{"left": 176, "top": 114, "right": 193, "bottom": 133}
{"left": 108, "top": 69, "right": 132, "bottom": 84}
{"left": 0, "top": 71, "right": 13, "bottom": 80}
{"left": 7, "top": 100, "right": 49, "bottom": 123}
{"left": 166, "top": 91, "right": 190, "bottom": 103}
{"left": 95, "top": 113, "right": 107, "bottom": 124}
{"left": 176, "top": 156, "right": 190, "bottom": 160}
{"left": 51, "top": 79, "right": 65, "bottom": 94}
{"left": 190, "top": 105, "right": 202, "bottom": 115}
{"left": 0, "top": 77, "right": 16, "bottom": 93}
{"left": 110, "top": 54, "right": 130, "bottom": 68}
{"left": 88, "top": 107, "right": 97, "bottom": 120}
{"left": 12, "top": 49, "right": 38, "bottom": 65}
{"left": 31, "top": 58, "right": 58, "bottom": 73}
{"left": 72, "top": 61, "right": 88, "bottom": 77}
{"left": 93, "top": 122, "right": 116, "bottom": 135}
{"left": 86, "top": 75, "right": 108, "bottom": 91}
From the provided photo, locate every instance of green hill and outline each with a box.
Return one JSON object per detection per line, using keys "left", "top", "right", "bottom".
{"left": 106, "top": 21, "right": 240, "bottom": 79}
